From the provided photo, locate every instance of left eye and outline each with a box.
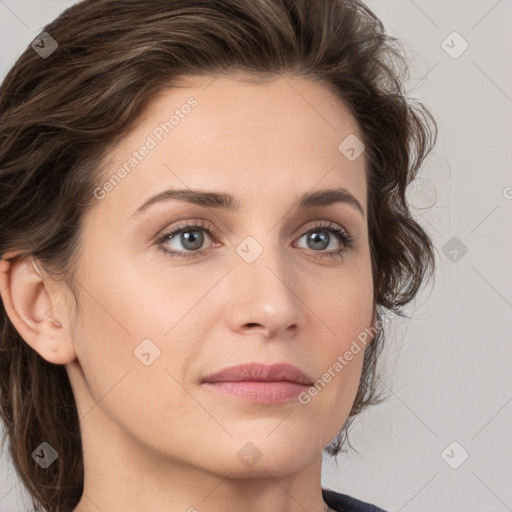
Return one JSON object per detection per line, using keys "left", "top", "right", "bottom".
{"left": 295, "top": 228, "right": 345, "bottom": 252}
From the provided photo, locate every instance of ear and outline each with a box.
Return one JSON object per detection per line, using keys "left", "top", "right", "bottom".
{"left": 371, "top": 308, "right": 378, "bottom": 329}
{"left": 0, "top": 251, "right": 77, "bottom": 365}
{"left": 367, "top": 307, "right": 379, "bottom": 346}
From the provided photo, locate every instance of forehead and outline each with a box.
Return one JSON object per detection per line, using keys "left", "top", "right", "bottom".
{"left": 93, "top": 74, "right": 367, "bottom": 216}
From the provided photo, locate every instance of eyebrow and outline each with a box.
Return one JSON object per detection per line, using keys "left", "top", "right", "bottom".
{"left": 131, "top": 186, "right": 365, "bottom": 217}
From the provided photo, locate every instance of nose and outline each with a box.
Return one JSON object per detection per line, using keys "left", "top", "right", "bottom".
{"left": 225, "top": 247, "right": 302, "bottom": 339}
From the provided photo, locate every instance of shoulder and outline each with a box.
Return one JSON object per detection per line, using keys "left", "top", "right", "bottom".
{"left": 322, "top": 488, "right": 388, "bottom": 512}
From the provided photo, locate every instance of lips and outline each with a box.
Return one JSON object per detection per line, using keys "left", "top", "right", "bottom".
{"left": 201, "top": 362, "right": 313, "bottom": 385}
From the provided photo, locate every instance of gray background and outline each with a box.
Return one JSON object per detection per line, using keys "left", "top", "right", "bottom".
{"left": 0, "top": 1, "right": 511, "bottom": 511}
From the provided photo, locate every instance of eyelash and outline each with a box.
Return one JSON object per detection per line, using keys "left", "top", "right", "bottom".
{"left": 156, "top": 219, "right": 354, "bottom": 260}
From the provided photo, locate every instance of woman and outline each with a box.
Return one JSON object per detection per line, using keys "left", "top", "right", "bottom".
{"left": 0, "top": 0, "right": 437, "bottom": 511}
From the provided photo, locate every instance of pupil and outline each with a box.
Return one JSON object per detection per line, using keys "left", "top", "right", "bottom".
{"left": 309, "top": 231, "right": 328, "bottom": 250}
{"left": 182, "top": 231, "right": 203, "bottom": 250}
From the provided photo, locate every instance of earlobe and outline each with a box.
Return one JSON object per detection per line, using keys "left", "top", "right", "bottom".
{"left": 0, "top": 252, "right": 76, "bottom": 365}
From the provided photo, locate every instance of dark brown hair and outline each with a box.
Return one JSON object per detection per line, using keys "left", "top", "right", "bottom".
{"left": 0, "top": 0, "right": 437, "bottom": 510}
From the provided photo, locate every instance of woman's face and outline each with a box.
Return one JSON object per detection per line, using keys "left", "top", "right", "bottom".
{"left": 65, "top": 74, "right": 374, "bottom": 479}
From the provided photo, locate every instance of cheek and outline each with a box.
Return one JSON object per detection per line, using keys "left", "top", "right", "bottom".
{"left": 302, "top": 261, "right": 374, "bottom": 419}
{"left": 71, "top": 260, "right": 211, "bottom": 389}
{"left": 68, "top": 283, "right": 195, "bottom": 437}
{"left": 316, "top": 260, "right": 374, "bottom": 341}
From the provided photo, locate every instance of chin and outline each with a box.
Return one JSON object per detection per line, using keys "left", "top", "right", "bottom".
{"left": 193, "top": 431, "right": 321, "bottom": 478}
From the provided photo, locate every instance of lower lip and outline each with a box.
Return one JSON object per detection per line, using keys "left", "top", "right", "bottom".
{"left": 202, "top": 381, "right": 310, "bottom": 403}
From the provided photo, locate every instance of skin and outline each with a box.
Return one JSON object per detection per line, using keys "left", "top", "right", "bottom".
{"left": 0, "top": 74, "right": 375, "bottom": 512}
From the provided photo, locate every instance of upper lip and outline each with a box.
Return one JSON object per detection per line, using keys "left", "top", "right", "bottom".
{"left": 202, "top": 363, "right": 313, "bottom": 385}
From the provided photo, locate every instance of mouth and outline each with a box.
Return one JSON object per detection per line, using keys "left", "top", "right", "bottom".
{"left": 201, "top": 362, "right": 313, "bottom": 404}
